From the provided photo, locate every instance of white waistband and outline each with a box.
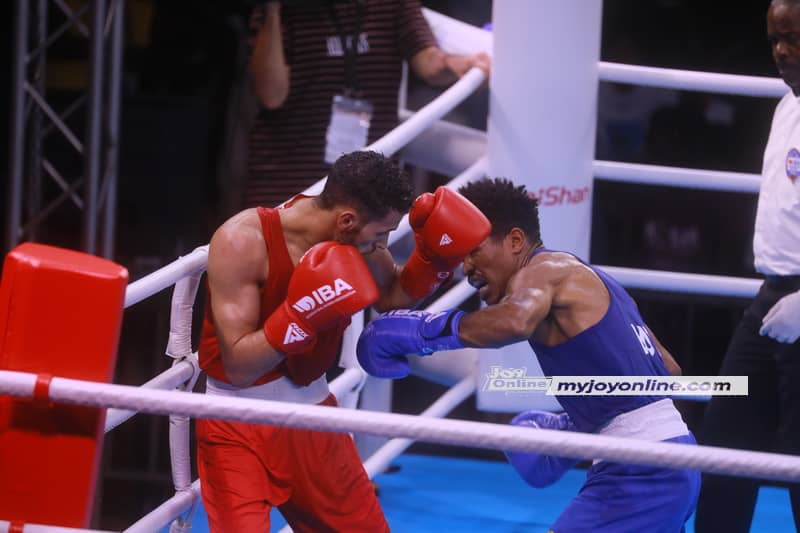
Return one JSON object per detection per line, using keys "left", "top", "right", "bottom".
{"left": 205, "top": 374, "right": 330, "bottom": 404}
{"left": 593, "top": 399, "right": 689, "bottom": 464}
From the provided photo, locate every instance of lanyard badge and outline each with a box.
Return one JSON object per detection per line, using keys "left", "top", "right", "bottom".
{"left": 325, "top": 94, "right": 373, "bottom": 164}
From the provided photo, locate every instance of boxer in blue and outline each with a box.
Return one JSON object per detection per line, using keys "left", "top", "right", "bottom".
{"left": 357, "top": 178, "right": 700, "bottom": 532}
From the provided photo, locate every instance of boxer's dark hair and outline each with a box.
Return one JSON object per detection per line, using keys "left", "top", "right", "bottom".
{"left": 459, "top": 177, "right": 541, "bottom": 245}
{"left": 319, "top": 151, "right": 414, "bottom": 220}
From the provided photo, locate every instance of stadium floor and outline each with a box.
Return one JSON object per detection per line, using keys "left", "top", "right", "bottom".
{"left": 174, "top": 453, "right": 795, "bottom": 532}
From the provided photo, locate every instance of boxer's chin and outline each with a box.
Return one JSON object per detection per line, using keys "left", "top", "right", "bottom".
{"left": 478, "top": 284, "right": 490, "bottom": 302}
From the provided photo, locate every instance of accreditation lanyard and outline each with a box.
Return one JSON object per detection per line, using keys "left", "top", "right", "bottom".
{"left": 324, "top": 0, "right": 373, "bottom": 164}
{"left": 327, "top": 0, "right": 366, "bottom": 94}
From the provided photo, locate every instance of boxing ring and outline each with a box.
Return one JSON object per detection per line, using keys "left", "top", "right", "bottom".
{"left": 0, "top": 4, "right": 797, "bottom": 533}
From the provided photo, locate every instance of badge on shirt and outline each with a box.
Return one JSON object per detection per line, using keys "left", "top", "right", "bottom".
{"left": 324, "top": 94, "right": 373, "bottom": 164}
{"left": 785, "top": 147, "right": 800, "bottom": 183}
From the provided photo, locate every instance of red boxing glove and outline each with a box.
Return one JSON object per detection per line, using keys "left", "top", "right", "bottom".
{"left": 400, "top": 187, "right": 491, "bottom": 298}
{"left": 264, "top": 242, "right": 379, "bottom": 354}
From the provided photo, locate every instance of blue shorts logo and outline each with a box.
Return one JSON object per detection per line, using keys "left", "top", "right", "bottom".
{"left": 786, "top": 148, "right": 800, "bottom": 183}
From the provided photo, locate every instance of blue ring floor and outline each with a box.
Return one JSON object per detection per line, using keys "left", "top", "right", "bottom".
{"left": 167, "top": 453, "right": 795, "bottom": 532}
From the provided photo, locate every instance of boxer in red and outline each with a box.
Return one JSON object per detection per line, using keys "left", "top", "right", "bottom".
{"left": 196, "top": 150, "right": 490, "bottom": 532}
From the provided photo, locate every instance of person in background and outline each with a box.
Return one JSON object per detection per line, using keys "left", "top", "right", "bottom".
{"left": 243, "top": 0, "right": 490, "bottom": 208}
{"left": 694, "top": 1, "right": 800, "bottom": 530}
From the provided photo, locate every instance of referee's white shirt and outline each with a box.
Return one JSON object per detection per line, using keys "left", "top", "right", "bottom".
{"left": 754, "top": 91, "right": 800, "bottom": 276}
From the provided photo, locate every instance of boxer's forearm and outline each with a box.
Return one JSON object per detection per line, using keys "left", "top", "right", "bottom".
{"left": 220, "top": 332, "right": 285, "bottom": 388}
{"left": 458, "top": 291, "right": 550, "bottom": 347}
{"left": 249, "top": 2, "right": 289, "bottom": 109}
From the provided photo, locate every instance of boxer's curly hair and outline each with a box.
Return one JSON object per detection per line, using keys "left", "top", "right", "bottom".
{"left": 459, "top": 177, "right": 542, "bottom": 245}
{"left": 319, "top": 151, "right": 414, "bottom": 220}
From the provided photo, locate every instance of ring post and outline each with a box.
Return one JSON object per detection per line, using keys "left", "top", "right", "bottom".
{"left": 487, "top": 0, "right": 601, "bottom": 257}
{"left": 482, "top": 1, "right": 603, "bottom": 412}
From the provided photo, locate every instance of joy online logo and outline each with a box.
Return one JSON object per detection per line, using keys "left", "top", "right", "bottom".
{"left": 292, "top": 278, "right": 354, "bottom": 314}
{"left": 530, "top": 186, "right": 591, "bottom": 206}
{"left": 482, "top": 366, "right": 551, "bottom": 393}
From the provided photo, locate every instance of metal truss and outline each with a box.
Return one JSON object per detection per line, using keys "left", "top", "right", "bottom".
{"left": 6, "top": 0, "right": 124, "bottom": 258}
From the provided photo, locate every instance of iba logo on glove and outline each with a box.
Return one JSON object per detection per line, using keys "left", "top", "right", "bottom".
{"left": 291, "top": 278, "right": 355, "bottom": 317}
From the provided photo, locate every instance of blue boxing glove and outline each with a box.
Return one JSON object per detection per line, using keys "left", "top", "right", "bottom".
{"left": 504, "top": 410, "right": 581, "bottom": 488}
{"left": 356, "top": 309, "right": 465, "bottom": 379}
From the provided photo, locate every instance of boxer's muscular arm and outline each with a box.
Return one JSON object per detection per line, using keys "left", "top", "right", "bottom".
{"left": 207, "top": 217, "right": 284, "bottom": 387}
{"left": 355, "top": 261, "right": 560, "bottom": 379}
{"left": 459, "top": 263, "right": 558, "bottom": 347}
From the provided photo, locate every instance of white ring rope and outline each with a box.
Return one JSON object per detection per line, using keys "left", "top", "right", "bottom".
{"left": 329, "top": 367, "right": 368, "bottom": 400}
{"left": 593, "top": 160, "right": 762, "bottom": 194}
{"left": 423, "top": 277, "right": 476, "bottom": 314}
{"left": 368, "top": 68, "right": 486, "bottom": 158}
{"left": 598, "top": 61, "right": 787, "bottom": 97}
{"left": 422, "top": 9, "right": 788, "bottom": 98}
{"left": 124, "top": 246, "right": 208, "bottom": 308}
{"left": 363, "top": 375, "right": 476, "bottom": 478}
{"left": 401, "top": 121, "right": 765, "bottom": 195}
{"left": 122, "top": 480, "right": 200, "bottom": 533}
{"left": 103, "top": 358, "right": 196, "bottom": 433}
{"left": 3, "top": 370, "right": 800, "bottom": 484}
{"left": 600, "top": 265, "right": 762, "bottom": 299}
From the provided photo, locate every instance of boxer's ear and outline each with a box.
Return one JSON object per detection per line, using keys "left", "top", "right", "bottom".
{"left": 505, "top": 228, "right": 527, "bottom": 254}
{"left": 336, "top": 209, "right": 358, "bottom": 230}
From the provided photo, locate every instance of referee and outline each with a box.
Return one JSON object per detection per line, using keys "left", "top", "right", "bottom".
{"left": 695, "top": 1, "right": 800, "bottom": 531}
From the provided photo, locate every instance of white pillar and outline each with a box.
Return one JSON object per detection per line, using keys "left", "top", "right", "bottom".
{"left": 487, "top": 0, "right": 602, "bottom": 257}
{"left": 480, "top": 0, "right": 602, "bottom": 413}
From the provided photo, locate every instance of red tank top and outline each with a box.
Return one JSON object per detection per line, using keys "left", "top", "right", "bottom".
{"left": 198, "top": 206, "right": 348, "bottom": 386}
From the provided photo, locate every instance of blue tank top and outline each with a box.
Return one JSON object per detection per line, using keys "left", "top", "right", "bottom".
{"left": 527, "top": 249, "right": 670, "bottom": 432}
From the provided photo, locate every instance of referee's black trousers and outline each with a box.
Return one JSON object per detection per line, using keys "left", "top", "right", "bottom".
{"left": 695, "top": 276, "right": 800, "bottom": 532}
